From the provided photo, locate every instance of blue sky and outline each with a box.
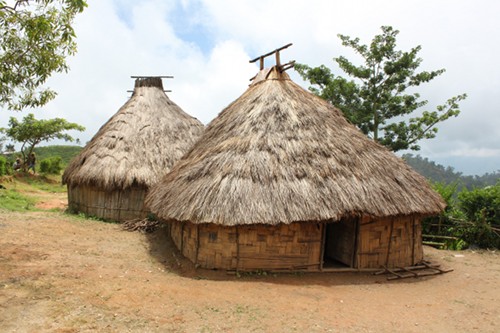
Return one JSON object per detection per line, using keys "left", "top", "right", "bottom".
{"left": 2, "top": 0, "right": 499, "bottom": 175}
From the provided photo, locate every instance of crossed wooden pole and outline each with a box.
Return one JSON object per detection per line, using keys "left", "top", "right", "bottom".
{"left": 249, "top": 43, "right": 295, "bottom": 72}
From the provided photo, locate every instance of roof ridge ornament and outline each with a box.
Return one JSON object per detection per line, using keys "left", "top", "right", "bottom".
{"left": 249, "top": 43, "right": 295, "bottom": 81}
{"left": 127, "top": 75, "right": 174, "bottom": 93}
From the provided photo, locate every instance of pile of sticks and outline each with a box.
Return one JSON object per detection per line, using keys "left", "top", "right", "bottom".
{"left": 122, "top": 218, "right": 160, "bottom": 233}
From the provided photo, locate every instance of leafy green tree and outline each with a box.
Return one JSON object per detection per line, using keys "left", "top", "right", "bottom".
{"left": 0, "top": 0, "right": 87, "bottom": 111}
{"left": 1, "top": 113, "right": 85, "bottom": 170}
{"left": 296, "top": 26, "right": 467, "bottom": 151}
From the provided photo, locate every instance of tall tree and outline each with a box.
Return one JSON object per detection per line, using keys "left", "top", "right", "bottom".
{"left": 296, "top": 26, "right": 467, "bottom": 151}
{"left": 0, "top": 0, "right": 87, "bottom": 111}
{"left": 1, "top": 113, "right": 85, "bottom": 169}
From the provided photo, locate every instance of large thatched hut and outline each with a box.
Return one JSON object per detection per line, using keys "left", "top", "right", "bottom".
{"left": 63, "top": 77, "right": 204, "bottom": 222}
{"left": 145, "top": 64, "right": 445, "bottom": 271}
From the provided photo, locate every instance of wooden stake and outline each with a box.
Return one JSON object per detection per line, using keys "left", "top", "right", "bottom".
{"left": 195, "top": 224, "right": 200, "bottom": 263}
{"left": 385, "top": 218, "right": 395, "bottom": 267}
{"left": 236, "top": 225, "right": 240, "bottom": 271}
{"left": 319, "top": 223, "right": 326, "bottom": 271}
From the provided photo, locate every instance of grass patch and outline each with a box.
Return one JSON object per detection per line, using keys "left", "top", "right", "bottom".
{"left": 64, "top": 210, "right": 120, "bottom": 224}
{"left": 12, "top": 173, "right": 66, "bottom": 193}
{"left": 0, "top": 189, "right": 36, "bottom": 211}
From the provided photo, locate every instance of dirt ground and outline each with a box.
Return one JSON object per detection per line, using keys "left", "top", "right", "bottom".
{"left": 0, "top": 193, "right": 499, "bottom": 333}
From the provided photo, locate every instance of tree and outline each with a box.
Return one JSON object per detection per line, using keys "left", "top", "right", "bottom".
{"left": 0, "top": 0, "right": 87, "bottom": 111}
{"left": 1, "top": 113, "right": 85, "bottom": 170}
{"left": 296, "top": 26, "right": 467, "bottom": 151}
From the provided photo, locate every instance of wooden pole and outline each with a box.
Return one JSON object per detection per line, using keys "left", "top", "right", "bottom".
{"left": 180, "top": 223, "right": 185, "bottom": 255}
{"left": 195, "top": 224, "right": 200, "bottom": 264}
{"left": 352, "top": 217, "right": 360, "bottom": 268}
{"left": 130, "top": 75, "right": 174, "bottom": 78}
{"left": 319, "top": 223, "right": 326, "bottom": 271}
{"left": 385, "top": 218, "right": 395, "bottom": 267}
{"left": 236, "top": 226, "right": 240, "bottom": 271}
{"left": 249, "top": 43, "right": 292, "bottom": 64}
{"left": 412, "top": 218, "right": 416, "bottom": 266}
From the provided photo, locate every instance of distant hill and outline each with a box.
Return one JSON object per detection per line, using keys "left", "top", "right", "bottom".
{"left": 403, "top": 154, "right": 500, "bottom": 189}
{"left": 33, "top": 145, "right": 82, "bottom": 167}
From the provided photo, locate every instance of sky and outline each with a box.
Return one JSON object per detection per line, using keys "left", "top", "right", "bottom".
{"left": 2, "top": 0, "right": 500, "bottom": 175}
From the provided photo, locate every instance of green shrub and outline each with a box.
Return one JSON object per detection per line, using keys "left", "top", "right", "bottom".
{"left": 457, "top": 182, "right": 500, "bottom": 249}
{"left": 0, "top": 156, "right": 7, "bottom": 176}
{"left": 39, "top": 156, "right": 63, "bottom": 175}
{"left": 423, "top": 182, "right": 460, "bottom": 236}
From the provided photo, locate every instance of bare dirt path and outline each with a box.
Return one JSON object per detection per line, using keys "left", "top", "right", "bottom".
{"left": 1, "top": 202, "right": 499, "bottom": 332}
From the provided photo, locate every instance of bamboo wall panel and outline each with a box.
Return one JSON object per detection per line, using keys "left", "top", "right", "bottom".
{"left": 170, "top": 221, "right": 322, "bottom": 271}
{"left": 357, "top": 216, "right": 423, "bottom": 268}
{"left": 170, "top": 221, "right": 182, "bottom": 252}
{"left": 197, "top": 224, "right": 238, "bottom": 269}
{"left": 67, "top": 185, "right": 148, "bottom": 222}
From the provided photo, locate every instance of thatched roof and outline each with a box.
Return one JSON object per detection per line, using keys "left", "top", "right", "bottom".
{"left": 145, "top": 67, "right": 445, "bottom": 226}
{"left": 63, "top": 77, "right": 204, "bottom": 190}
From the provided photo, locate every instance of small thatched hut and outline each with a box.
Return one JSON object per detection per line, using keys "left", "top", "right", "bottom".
{"left": 63, "top": 77, "right": 204, "bottom": 222}
{"left": 145, "top": 64, "right": 445, "bottom": 271}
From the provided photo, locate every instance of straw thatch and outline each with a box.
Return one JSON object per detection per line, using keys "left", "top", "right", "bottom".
{"left": 63, "top": 77, "right": 204, "bottom": 191}
{"left": 146, "top": 67, "right": 445, "bottom": 226}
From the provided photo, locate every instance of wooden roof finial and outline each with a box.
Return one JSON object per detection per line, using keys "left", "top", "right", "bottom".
{"left": 127, "top": 75, "right": 174, "bottom": 93}
{"left": 249, "top": 43, "right": 294, "bottom": 71}
{"left": 249, "top": 43, "right": 296, "bottom": 82}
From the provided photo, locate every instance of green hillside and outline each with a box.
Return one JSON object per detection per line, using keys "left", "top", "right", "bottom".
{"left": 403, "top": 153, "right": 499, "bottom": 189}
{"left": 33, "top": 145, "right": 82, "bottom": 167}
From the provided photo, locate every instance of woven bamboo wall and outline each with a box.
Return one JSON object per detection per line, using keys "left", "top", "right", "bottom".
{"left": 67, "top": 185, "right": 148, "bottom": 222}
{"left": 357, "top": 216, "right": 422, "bottom": 269}
{"left": 170, "top": 221, "right": 323, "bottom": 271}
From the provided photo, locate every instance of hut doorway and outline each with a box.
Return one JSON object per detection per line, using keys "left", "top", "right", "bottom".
{"left": 322, "top": 217, "right": 359, "bottom": 269}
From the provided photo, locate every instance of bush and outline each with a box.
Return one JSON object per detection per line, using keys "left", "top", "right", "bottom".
{"left": 424, "top": 181, "right": 500, "bottom": 250}
{"left": 422, "top": 182, "right": 461, "bottom": 236}
{"left": 457, "top": 182, "right": 500, "bottom": 248}
{"left": 0, "top": 156, "right": 7, "bottom": 176}
{"left": 39, "top": 156, "right": 63, "bottom": 175}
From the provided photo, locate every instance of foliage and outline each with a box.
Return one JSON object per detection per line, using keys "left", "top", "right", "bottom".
{"left": 403, "top": 153, "right": 500, "bottom": 189}
{"left": 296, "top": 26, "right": 466, "bottom": 152}
{"left": 422, "top": 182, "right": 462, "bottom": 236}
{"left": 39, "top": 156, "right": 62, "bottom": 174}
{"left": 1, "top": 113, "right": 84, "bottom": 169}
{"left": 424, "top": 181, "right": 500, "bottom": 249}
{"left": 0, "top": 135, "right": 5, "bottom": 152}
{"left": 456, "top": 184, "right": 500, "bottom": 248}
{"left": 0, "top": 0, "right": 87, "bottom": 111}
{"left": 0, "top": 155, "right": 7, "bottom": 175}
{"left": 33, "top": 144, "right": 82, "bottom": 166}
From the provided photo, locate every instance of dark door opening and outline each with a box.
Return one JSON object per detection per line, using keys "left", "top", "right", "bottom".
{"left": 323, "top": 217, "right": 358, "bottom": 268}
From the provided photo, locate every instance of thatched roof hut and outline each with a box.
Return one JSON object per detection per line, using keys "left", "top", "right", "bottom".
{"left": 146, "top": 66, "right": 445, "bottom": 271}
{"left": 63, "top": 77, "right": 204, "bottom": 222}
